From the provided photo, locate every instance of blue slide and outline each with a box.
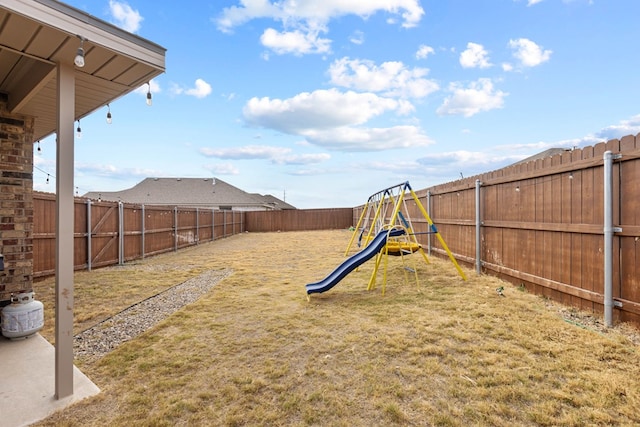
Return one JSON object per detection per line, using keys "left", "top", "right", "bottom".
{"left": 306, "top": 228, "right": 406, "bottom": 295}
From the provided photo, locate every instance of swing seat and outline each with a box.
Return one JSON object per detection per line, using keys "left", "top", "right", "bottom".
{"left": 385, "top": 240, "right": 421, "bottom": 256}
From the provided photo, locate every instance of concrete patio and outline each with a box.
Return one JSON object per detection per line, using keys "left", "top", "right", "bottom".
{"left": 0, "top": 334, "right": 99, "bottom": 427}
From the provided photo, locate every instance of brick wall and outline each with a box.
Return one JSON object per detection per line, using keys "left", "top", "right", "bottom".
{"left": 0, "top": 95, "right": 35, "bottom": 303}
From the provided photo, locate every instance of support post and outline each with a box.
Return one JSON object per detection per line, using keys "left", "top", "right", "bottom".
{"left": 174, "top": 207, "right": 178, "bottom": 251}
{"left": 55, "top": 61, "right": 75, "bottom": 399}
{"left": 475, "top": 179, "right": 482, "bottom": 274}
{"left": 196, "top": 207, "right": 200, "bottom": 244}
{"left": 212, "top": 208, "right": 215, "bottom": 241}
{"left": 426, "top": 191, "right": 431, "bottom": 256}
{"left": 141, "top": 205, "right": 146, "bottom": 258}
{"left": 86, "top": 199, "right": 92, "bottom": 271}
{"left": 603, "top": 150, "right": 621, "bottom": 327}
{"left": 118, "top": 202, "right": 124, "bottom": 265}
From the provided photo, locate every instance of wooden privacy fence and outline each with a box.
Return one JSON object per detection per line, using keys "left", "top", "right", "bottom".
{"left": 33, "top": 193, "right": 245, "bottom": 278}
{"left": 245, "top": 208, "right": 353, "bottom": 232}
{"left": 354, "top": 135, "right": 640, "bottom": 326}
{"left": 33, "top": 197, "right": 353, "bottom": 278}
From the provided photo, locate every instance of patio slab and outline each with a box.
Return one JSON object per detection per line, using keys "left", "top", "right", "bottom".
{"left": 0, "top": 333, "right": 100, "bottom": 427}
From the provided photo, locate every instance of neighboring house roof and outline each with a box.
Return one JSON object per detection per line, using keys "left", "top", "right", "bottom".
{"left": 83, "top": 177, "right": 296, "bottom": 210}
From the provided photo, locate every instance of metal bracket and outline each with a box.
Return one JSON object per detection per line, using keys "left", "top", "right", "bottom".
{"left": 614, "top": 300, "right": 623, "bottom": 308}
{"left": 614, "top": 227, "right": 623, "bottom": 233}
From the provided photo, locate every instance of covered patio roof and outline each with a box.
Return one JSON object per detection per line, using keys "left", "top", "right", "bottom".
{"left": 0, "top": 0, "right": 166, "bottom": 415}
{"left": 1, "top": 0, "right": 166, "bottom": 141}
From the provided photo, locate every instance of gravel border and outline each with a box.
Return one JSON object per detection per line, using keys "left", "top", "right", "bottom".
{"left": 74, "top": 269, "right": 232, "bottom": 362}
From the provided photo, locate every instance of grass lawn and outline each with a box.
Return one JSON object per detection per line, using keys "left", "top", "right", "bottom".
{"left": 33, "top": 230, "right": 640, "bottom": 426}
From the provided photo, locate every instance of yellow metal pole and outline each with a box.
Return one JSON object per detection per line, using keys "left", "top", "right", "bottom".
{"left": 367, "top": 251, "right": 383, "bottom": 291}
{"left": 381, "top": 245, "right": 389, "bottom": 296}
{"left": 345, "top": 200, "right": 369, "bottom": 256}
{"left": 410, "top": 188, "right": 467, "bottom": 281}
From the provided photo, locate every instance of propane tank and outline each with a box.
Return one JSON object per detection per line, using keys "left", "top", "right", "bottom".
{"left": 1, "top": 292, "right": 44, "bottom": 340}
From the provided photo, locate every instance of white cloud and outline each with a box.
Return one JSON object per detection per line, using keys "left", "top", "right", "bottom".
{"left": 303, "top": 125, "right": 434, "bottom": 151}
{"left": 594, "top": 114, "right": 640, "bottom": 141}
{"left": 172, "top": 79, "right": 212, "bottom": 98}
{"left": 459, "top": 42, "right": 492, "bottom": 69}
{"left": 328, "top": 57, "right": 439, "bottom": 99}
{"left": 108, "top": 0, "right": 143, "bottom": 33}
{"left": 260, "top": 26, "right": 331, "bottom": 55}
{"left": 215, "top": 1, "right": 424, "bottom": 56}
{"left": 243, "top": 88, "right": 410, "bottom": 134}
{"left": 216, "top": 1, "right": 425, "bottom": 32}
{"left": 437, "top": 78, "right": 507, "bottom": 117}
{"left": 349, "top": 31, "right": 365, "bottom": 45}
{"left": 508, "top": 38, "right": 552, "bottom": 67}
{"left": 199, "top": 144, "right": 330, "bottom": 165}
{"left": 242, "top": 89, "right": 432, "bottom": 151}
{"left": 275, "top": 153, "right": 331, "bottom": 165}
{"left": 501, "top": 63, "right": 514, "bottom": 72}
{"left": 200, "top": 145, "right": 290, "bottom": 160}
{"left": 416, "top": 44, "right": 435, "bottom": 60}
{"left": 75, "top": 162, "right": 165, "bottom": 180}
{"left": 416, "top": 150, "right": 524, "bottom": 176}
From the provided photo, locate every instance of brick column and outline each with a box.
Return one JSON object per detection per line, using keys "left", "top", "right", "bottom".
{"left": 0, "top": 95, "right": 35, "bottom": 303}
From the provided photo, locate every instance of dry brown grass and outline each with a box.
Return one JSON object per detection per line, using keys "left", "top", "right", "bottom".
{"left": 33, "top": 230, "right": 640, "bottom": 426}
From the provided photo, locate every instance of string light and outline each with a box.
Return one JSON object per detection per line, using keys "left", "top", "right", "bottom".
{"left": 74, "top": 36, "right": 86, "bottom": 68}
{"left": 76, "top": 120, "right": 82, "bottom": 138}
{"left": 106, "top": 104, "right": 112, "bottom": 124}
{"left": 146, "top": 82, "right": 152, "bottom": 106}
{"left": 37, "top": 141, "right": 41, "bottom": 153}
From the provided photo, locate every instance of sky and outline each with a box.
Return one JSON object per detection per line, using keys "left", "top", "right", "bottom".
{"left": 34, "top": 0, "right": 640, "bottom": 209}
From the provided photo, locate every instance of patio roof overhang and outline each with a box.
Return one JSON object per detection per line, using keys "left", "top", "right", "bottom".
{"left": 0, "top": 0, "right": 166, "bottom": 402}
{"left": 0, "top": 0, "right": 166, "bottom": 141}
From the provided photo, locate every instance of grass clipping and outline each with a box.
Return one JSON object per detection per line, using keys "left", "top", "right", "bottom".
{"left": 34, "top": 230, "right": 640, "bottom": 426}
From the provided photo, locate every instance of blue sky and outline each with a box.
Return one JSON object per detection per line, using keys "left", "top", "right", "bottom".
{"left": 35, "top": 0, "right": 640, "bottom": 208}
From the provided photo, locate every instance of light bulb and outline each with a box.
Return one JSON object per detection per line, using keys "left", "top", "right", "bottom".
{"left": 76, "top": 121, "right": 82, "bottom": 139}
{"left": 146, "top": 91, "right": 152, "bottom": 106}
{"left": 74, "top": 47, "right": 85, "bottom": 67}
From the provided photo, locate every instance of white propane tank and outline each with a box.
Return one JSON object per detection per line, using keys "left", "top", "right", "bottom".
{"left": 1, "top": 292, "right": 44, "bottom": 340}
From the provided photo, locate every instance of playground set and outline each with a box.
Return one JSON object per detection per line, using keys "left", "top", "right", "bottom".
{"left": 305, "top": 181, "right": 467, "bottom": 297}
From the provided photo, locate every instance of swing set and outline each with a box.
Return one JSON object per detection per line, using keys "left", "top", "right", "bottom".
{"left": 345, "top": 181, "right": 467, "bottom": 294}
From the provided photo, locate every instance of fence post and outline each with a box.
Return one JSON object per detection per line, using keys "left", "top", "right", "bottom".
{"left": 475, "top": 179, "right": 482, "bottom": 274}
{"left": 174, "top": 206, "right": 178, "bottom": 252}
{"left": 86, "top": 199, "right": 92, "bottom": 271}
{"left": 196, "top": 207, "right": 200, "bottom": 244}
{"left": 426, "top": 191, "right": 431, "bottom": 256}
{"left": 118, "top": 201, "right": 124, "bottom": 265}
{"left": 603, "top": 150, "right": 622, "bottom": 328}
{"left": 212, "top": 208, "right": 215, "bottom": 241}
{"left": 141, "top": 205, "right": 146, "bottom": 259}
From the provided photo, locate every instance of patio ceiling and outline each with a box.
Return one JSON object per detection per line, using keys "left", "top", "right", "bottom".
{"left": 0, "top": 0, "right": 166, "bottom": 141}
